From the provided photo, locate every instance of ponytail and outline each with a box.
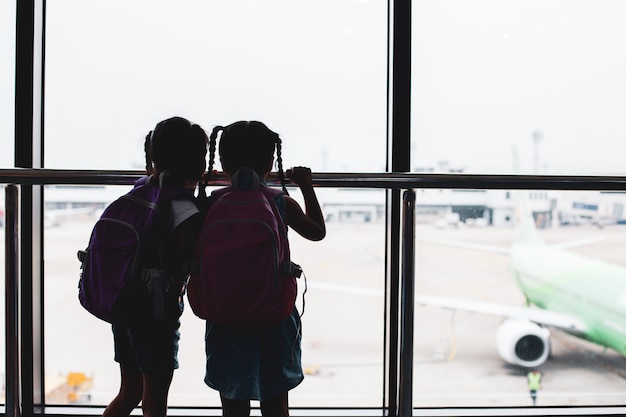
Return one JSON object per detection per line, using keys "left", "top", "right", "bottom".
{"left": 144, "top": 131, "right": 154, "bottom": 174}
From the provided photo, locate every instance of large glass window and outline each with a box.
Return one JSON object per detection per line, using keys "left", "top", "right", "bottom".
{"left": 43, "top": 0, "right": 387, "bottom": 408}
{"left": 413, "top": 188, "right": 626, "bottom": 407}
{"left": 412, "top": 0, "right": 626, "bottom": 176}
{"left": 43, "top": 186, "right": 386, "bottom": 407}
{"left": 44, "top": 0, "right": 387, "bottom": 172}
{"left": 15, "top": 0, "right": 626, "bottom": 414}
{"left": 410, "top": 1, "right": 626, "bottom": 405}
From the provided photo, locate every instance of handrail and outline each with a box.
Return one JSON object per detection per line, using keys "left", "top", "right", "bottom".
{"left": 2, "top": 168, "right": 626, "bottom": 190}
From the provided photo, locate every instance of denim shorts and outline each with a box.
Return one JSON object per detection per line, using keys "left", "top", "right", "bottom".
{"left": 113, "top": 317, "right": 181, "bottom": 372}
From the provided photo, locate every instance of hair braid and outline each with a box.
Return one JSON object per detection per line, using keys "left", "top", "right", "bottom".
{"left": 207, "top": 126, "right": 222, "bottom": 179}
{"left": 144, "top": 131, "right": 153, "bottom": 174}
{"left": 275, "top": 136, "right": 289, "bottom": 195}
{"left": 197, "top": 125, "right": 222, "bottom": 200}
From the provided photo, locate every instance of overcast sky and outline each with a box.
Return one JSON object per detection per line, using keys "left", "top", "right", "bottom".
{"left": 412, "top": 0, "right": 626, "bottom": 175}
{"left": 2, "top": 0, "right": 626, "bottom": 175}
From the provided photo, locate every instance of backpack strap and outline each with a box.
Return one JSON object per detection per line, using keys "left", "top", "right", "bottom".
{"left": 231, "top": 167, "right": 261, "bottom": 191}
{"left": 142, "top": 268, "right": 170, "bottom": 320}
{"left": 256, "top": 186, "right": 304, "bottom": 280}
{"left": 134, "top": 178, "right": 195, "bottom": 320}
{"left": 133, "top": 175, "right": 150, "bottom": 188}
{"left": 259, "top": 186, "right": 286, "bottom": 222}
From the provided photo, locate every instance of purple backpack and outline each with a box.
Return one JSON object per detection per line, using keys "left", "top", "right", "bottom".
{"left": 187, "top": 168, "right": 302, "bottom": 325}
{"left": 78, "top": 176, "right": 192, "bottom": 324}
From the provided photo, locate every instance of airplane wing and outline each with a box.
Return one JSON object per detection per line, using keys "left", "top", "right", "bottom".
{"left": 415, "top": 294, "right": 587, "bottom": 335}
{"left": 419, "top": 235, "right": 605, "bottom": 254}
{"left": 307, "top": 279, "right": 588, "bottom": 335}
{"left": 418, "top": 236, "right": 510, "bottom": 255}
{"left": 551, "top": 236, "right": 605, "bottom": 250}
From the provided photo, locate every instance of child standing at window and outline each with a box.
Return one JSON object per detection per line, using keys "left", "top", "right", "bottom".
{"left": 201, "top": 121, "right": 325, "bottom": 417}
{"left": 103, "top": 116, "right": 208, "bottom": 417}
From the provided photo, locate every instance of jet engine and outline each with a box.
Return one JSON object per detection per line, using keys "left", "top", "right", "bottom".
{"left": 496, "top": 319, "right": 550, "bottom": 367}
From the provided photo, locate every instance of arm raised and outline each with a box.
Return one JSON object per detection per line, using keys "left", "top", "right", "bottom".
{"left": 284, "top": 167, "right": 326, "bottom": 241}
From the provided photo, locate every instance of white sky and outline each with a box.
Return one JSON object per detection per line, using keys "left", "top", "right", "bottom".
{"left": 412, "top": 0, "right": 626, "bottom": 175}
{"left": 2, "top": 0, "right": 626, "bottom": 175}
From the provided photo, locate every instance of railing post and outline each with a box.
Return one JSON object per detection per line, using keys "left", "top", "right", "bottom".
{"left": 398, "top": 189, "right": 415, "bottom": 417}
{"left": 5, "top": 184, "right": 21, "bottom": 417}
{"left": 386, "top": 188, "right": 401, "bottom": 416}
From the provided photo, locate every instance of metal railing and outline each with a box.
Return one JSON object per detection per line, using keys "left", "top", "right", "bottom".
{"left": 3, "top": 168, "right": 626, "bottom": 417}
{"left": 3, "top": 168, "right": 626, "bottom": 189}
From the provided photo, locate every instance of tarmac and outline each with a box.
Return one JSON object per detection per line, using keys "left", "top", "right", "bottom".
{"left": 2, "top": 217, "right": 626, "bottom": 411}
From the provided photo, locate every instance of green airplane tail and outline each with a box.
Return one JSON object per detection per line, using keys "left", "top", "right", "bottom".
{"left": 511, "top": 146, "right": 545, "bottom": 246}
{"left": 513, "top": 190, "right": 545, "bottom": 246}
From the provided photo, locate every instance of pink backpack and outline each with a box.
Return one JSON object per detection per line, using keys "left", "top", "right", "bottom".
{"left": 187, "top": 169, "right": 302, "bottom": 325}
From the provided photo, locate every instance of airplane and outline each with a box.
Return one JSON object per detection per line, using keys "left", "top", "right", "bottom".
{"left": 414, "top": 192, "right": 626, "bottom": 368}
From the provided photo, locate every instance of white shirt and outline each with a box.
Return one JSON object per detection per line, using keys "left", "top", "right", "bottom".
{"left": 171, "top": 199, "right": 199, "bottom": 231}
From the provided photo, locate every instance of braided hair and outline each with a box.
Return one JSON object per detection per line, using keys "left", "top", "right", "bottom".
{"left": 207, "top": 121, "right": 289, "bottom": 195}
